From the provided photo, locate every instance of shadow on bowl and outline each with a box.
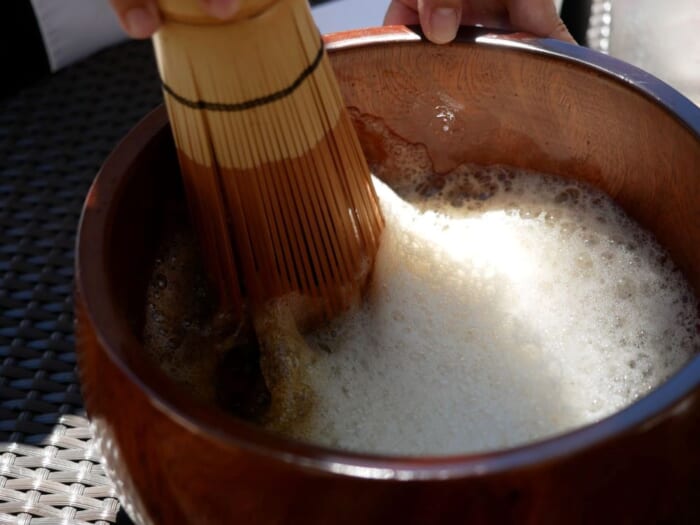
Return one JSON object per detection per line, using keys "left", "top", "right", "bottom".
{"left": 75, "top": 26, "right": 700, "bottom": 524}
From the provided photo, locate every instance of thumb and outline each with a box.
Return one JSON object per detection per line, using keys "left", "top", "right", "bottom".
{"left": 417, "top": 0, "right": 462, "bottom": 44}
{"left": 507, "top": 0, "right": 575, "bottom": 43}
{"left": 110, "top": 0, "right": 161, "bottom": 39}
{"left": 198, "top": 0, "right": 241, "bottom": 20}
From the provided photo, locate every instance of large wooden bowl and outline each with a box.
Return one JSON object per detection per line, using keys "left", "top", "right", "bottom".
{"left": 75, "top": 27, "right": 700, "bottom": 524}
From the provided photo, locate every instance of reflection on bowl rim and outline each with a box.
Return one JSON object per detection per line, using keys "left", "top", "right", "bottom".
{"left": 76, "top": 25, "right": 700, "bottom": 481}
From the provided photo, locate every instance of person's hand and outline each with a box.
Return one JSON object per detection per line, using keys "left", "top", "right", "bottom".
{"left": 384, "top": 0, "right": 574, "bottom": 45}
{"left": 110, "top": 0, "right": 241, "bottom": 39}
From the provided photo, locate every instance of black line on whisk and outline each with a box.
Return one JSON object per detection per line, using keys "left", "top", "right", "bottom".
{"left": 161, "top": 38, "right": 325, "bottom": 112}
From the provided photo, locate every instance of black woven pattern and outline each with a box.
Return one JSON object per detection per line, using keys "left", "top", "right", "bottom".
{"left": 0, "top": 40, "right": 161, "bottom": 446}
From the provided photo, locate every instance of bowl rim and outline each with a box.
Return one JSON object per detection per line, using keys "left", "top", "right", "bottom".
{"left": 76, "top": 25, "right": 700, "bottom": 481}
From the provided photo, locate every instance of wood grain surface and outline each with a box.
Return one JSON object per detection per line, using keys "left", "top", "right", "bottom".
{"left": 75, "top": 28, "right": 700, "bottom": 524}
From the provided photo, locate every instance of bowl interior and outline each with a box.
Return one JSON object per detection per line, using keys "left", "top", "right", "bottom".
{"left": 79, "top": 28, "right": 700, "bottom": 470}
{"left": 329, "top": 30, "right": 700, "bottom": 294}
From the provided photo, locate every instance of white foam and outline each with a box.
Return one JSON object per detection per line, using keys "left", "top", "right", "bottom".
{"left": 289, "top": 166, "right": 699, "bottom": 456}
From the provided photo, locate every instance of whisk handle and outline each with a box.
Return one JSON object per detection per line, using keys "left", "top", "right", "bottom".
{"left": 157, "top": 0, "right": 279, "bottom": 24}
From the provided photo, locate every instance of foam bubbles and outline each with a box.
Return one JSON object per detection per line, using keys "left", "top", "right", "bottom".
{"left": 287, "top": 166, "right": 700, "bottom": 456}
{"left": 143, "top": 229, "right": 243, "bottom": 405}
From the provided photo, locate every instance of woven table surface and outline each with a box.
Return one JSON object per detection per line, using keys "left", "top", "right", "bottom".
{"left": 0, "top": 39, "right": 161, "bottom": 525}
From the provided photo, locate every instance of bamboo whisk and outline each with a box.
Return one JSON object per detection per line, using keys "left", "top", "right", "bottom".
{"left": 153, "top": 0, "right": 384, "bottom": 320}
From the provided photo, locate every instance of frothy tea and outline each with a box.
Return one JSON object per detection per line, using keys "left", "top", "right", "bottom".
{"left": 143, "top": 147, "right": 699, "bottom": 456}
{"left": 289, "top": 168, "right": 699, "bottom": 454}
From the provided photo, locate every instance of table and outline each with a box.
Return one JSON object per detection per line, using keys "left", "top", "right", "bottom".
{"left": 0, "top": 39, "right": 161, "bottom": 525}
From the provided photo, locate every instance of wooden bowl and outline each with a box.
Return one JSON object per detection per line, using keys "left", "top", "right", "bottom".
{"left": 75, "top": 27, "right": 700, "bottom": 524}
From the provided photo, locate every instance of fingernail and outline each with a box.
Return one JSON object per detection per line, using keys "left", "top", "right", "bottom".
{"left": 203, "top": 0, "right": 241, "bottom": 20}
{"left": 124, "top": 7, "right": 159, "bottom": 38}
{"left": 429, "top": 8, "right": 459, "bottom": 44}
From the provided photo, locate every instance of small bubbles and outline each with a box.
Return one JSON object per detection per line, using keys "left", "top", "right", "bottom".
{"left": 615, "top": 276, "right": 636, "bottom": 300}
{"left": 434, "top": 105, "right": 456, "bottom": 133}
{"left": 544, "top": 211, "right": 560, "bottom": 225}
{"left": 559, "top": 221, "right": 577, "bottom": 236}
{"left": 554, "top": 187, "right": 580, "bottom": 204}
{"left": 415, "top": 175, "right": 445, "bottom": 199}
{"left": 450, "top": 195, "right": 465, "bottom": 208}
{"left": 575, "top": 252, "right": 593, "bottom": 273}
{"left": 392, "top": 310, "right": 405, "bottom": 322}
{"left": 582, "top": 232, "right": 599, "bottom": 246}
{"left": 155, "top": 273, "right": 168, "bottom": 290}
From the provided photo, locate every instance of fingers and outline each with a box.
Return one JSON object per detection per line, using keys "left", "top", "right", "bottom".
{"left": 383, "top": 0, "right": 461, "bottom": 44}
{"left": 110, "top": 0, "right": 241, "bottom": 39}
{"left": 384, "top": 0, "right": 420, "bottom": 26}
{"left": 110, "top": 0, "right": 161, "bottom": 39}
{"left": 507, "top": 0, "right": 575, "bottom": 43}
{"left": 199, "top": 0, "right": 242, "bottom": 20}
{"left": 383, "top": 0, "right": 575, "bottom": 45}
{"left": 418, "top": 0, "right": 463, "bottom": 44}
